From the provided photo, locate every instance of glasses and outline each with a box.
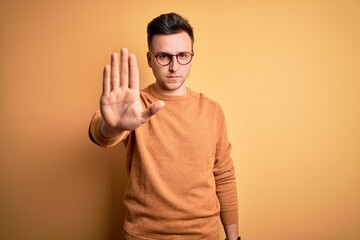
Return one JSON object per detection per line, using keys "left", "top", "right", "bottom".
{"left": 148, "top": 51, "right": 194, "bottom": 66}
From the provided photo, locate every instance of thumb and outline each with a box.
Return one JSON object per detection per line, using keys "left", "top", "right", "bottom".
{"left": 141, "top": 100, "right": 165, "bottom": 123}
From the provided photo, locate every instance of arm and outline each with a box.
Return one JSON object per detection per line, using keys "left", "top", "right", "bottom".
{"left": 89, "top": 48, "right": 164, "bottom": 146}
{"left": 212, "top": 106, "right": 239, "bottom": 238}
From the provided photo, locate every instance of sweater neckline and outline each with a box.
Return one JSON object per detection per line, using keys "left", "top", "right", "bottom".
{"left": 148, "top": 84, "right": 192, "bottom": 101}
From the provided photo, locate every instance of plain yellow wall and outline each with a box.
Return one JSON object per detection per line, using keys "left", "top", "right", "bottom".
{"left": 1, "top": 0, "right": 359, "bottom": 239}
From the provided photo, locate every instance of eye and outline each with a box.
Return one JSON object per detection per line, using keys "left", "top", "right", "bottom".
{"left": 157, "top": 53, "right": 171, "bottom": 60}
{"left": 178, "top": 52, "right": 188, "bottom": 58}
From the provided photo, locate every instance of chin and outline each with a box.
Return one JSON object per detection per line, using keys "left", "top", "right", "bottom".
{"left": 156, "top": 80, "right": 186, "bottom": 94}
{"left": 165, "top": 81, "right": 184, "bottom": 89}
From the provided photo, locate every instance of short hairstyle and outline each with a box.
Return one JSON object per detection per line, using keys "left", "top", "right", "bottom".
{"left": 147, "top": 12, "right": 194, "bottom": 49}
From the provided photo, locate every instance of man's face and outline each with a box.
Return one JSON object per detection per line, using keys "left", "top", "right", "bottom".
{"left": 147, "top": 31, "right": 193, "bottom": 96}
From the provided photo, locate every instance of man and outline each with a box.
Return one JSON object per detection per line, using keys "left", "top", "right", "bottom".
{"left": 89, "top": 13, "right": 240, "bottom": 240}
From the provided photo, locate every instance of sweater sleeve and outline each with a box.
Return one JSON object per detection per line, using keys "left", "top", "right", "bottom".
{"left": 213, "top": 106, "right": 239, "bottom": 225}
{"left": 88, "top": 110, "right": 129, "bottom": 148}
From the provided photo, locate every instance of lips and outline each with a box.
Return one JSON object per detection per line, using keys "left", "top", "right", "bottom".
{"left": 166, "top": 75, "right": 181, "bottom": 82}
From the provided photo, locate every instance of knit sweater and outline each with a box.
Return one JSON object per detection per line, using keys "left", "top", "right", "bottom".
{"left": 89, "top": 84, "right": 238, "bottom": 240}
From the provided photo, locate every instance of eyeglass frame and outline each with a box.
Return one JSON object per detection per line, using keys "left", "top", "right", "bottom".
{"left": 148, "top": 50, "right": 194, "bottom": 66}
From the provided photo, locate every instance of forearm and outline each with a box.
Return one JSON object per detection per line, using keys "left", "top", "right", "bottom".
{"left": 224, "top": 224, "right": 239, "bottom": 240}
{"left": 215, "top": 152, "right": 239, "bottom": 236}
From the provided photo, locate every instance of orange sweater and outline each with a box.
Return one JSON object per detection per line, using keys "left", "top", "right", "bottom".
{"left": 89, "top": 84, "right": 238, "bottom": 239}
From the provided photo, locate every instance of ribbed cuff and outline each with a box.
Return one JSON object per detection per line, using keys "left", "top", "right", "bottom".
{"left": 89, "top": 111, "right": 128, "bottom": 147}
{"left": 220, "top": 208, "right": 238, "bottom": 225}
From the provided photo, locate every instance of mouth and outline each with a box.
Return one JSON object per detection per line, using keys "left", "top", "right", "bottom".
{"left": 166, "top": 75, "right": 181, "bottom": 81}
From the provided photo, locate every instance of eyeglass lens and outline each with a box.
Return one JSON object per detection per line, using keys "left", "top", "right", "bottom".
{"left": 155, "top": 52, "right": 193, "bottom": 66}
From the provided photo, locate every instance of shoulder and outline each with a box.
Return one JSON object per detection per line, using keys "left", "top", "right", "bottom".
{"left": 138, "top": 85, "right": 158, "bottom": 106}
{"left": 139, "top": 85, "right": 152, "bottom": 97}
{"left": 189, "top": 89, "right": 224, "bottom": 112}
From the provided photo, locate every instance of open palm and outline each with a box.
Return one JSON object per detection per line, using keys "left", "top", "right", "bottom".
{"left": 100, "top": 48, "right": 164, "bottom": 133}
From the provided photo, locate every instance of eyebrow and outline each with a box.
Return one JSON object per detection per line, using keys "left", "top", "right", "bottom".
{"left": 153, "top": 51, "right": 191, "bottom": 55}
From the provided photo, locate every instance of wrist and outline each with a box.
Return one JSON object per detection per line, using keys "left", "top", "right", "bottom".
{"left": 225, "top": 237, "right": 241, "bottom": 240}
{"left": 100, "top": 120, "right": 123, "bottom": 139}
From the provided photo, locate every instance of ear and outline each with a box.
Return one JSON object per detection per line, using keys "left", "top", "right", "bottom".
{"left": 147, "top": 52, "right": 152, "bottom": 68}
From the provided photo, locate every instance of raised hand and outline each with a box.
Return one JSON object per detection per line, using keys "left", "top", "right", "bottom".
{"left": 100, "top": 48, "right": 164, "bottom": 137}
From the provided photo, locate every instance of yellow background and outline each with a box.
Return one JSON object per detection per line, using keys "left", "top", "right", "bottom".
{"left": 1, "top": 0, "right": 359, "bottom": 239}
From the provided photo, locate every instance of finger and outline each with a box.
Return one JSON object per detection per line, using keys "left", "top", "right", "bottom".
{"left": 141, "top": 100, "right": 165, "bottom": 123}
{"left": 110, "top": 52, "right": 119, "bottom": 90}
{"left": 120, "top": 48, "right": 129, "bottom": 88}
{"left": 129, "top": 53, "right": 139, "bottom": 90}
{"left": 102, "top": 65, "right": 111, "bottom": 96}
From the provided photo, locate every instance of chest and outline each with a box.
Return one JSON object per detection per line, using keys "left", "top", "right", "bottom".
{"left": 135, "top": 101, "right": 218, "bottom": 163}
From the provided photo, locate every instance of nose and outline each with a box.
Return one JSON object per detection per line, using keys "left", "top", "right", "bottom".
{"left": 169, "top": 55, "right": 179, "bottom": 72}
